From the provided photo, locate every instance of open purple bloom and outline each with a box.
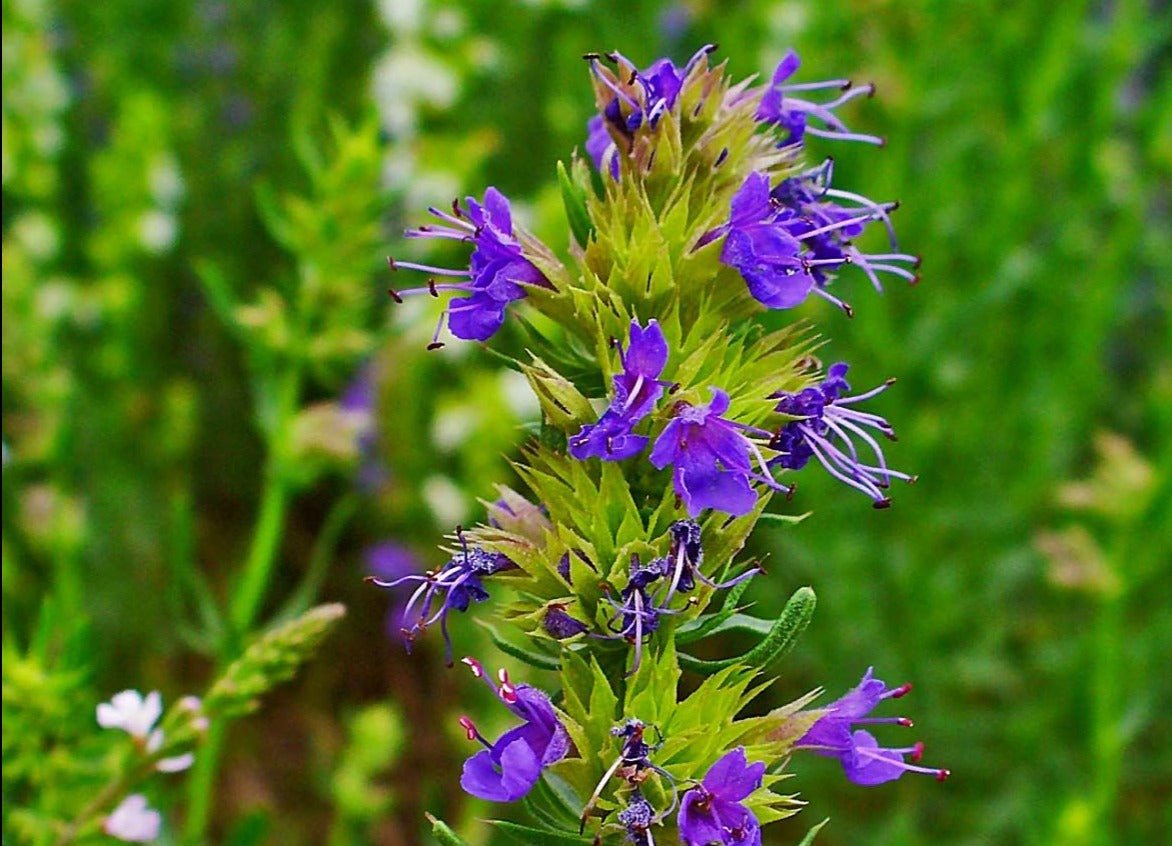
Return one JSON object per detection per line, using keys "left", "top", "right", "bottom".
{"left": 678, "top": 747, "right": 765, "bottom": 846}
{"left": 770, "top": 362, "right": 915, "bottom": 507}
{"left": 388, "top": 188, "right": 550, "bottom": 345}
{"left": 367, "top": 532, "right": 514, "bottom": 664}
{"left": 650, "top": 387, "right": 789, "bottom": 518}
{"left": 757, "top": 49, "right": 883, "bottom": 147}
{"left": 570, "top": 319, "right": 670, "bottom": 461}
{"left": 795, "top": 667, "right": 950, "bottom": 786}
{"left": 458, "top": 659, "right": 570, "bottom": 802}
{"left": 584, "top": 45, "right": 715, "bottom": 176}
{"left": 706, "top": 167, "right": 917, "bottom": 316}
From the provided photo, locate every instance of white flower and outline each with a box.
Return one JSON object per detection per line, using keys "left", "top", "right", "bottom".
{"left": 96, "top": 690, "right": 195, "bottom": 773}
{"left": 97, "top": 690, "right": 162, "bottom": 740}
{"left": 104, "top": 794, "right": 161, "bottom": 842}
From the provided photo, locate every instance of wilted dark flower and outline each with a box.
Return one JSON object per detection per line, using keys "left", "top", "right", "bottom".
{"left": 795, "top": 667, "right": 949, "bottom": 786}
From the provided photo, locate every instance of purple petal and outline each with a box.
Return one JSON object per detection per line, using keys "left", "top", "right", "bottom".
{"left": 844, "top": 730, "right": 908, "bottom": 786}
{"left": 678, "top": 464, "right": 757, "bottom": 518}
{"left": 459, "top": 738, "right": 542, "bottom": 801}
{"left": 649, "top": 419, "right": 684, "bottom": 469}
{"left": 623, "top": 319, "right": 669, "bottom": 378}
{"left": 702, "top": 747, "right": 766, "bottom": 802}
{"left": 447, "top": 294, "right": 507, "bottom": 341}
{"left": 729, "top": 173, "right": 773, "bottom": 226}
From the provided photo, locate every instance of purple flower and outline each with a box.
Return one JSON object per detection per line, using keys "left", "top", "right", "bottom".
{"left": 584, "top": 45, "right": 715, "bottom": 176}
{"left": 367, "top": 532, "right": 514, "bottom": 665}
{"left": 604, "top": 556, "right": 671, "bottom": 674}
{"left": 649, "top": 387, "right": 790, "bottom": 518}
{"left": 795, "top": 668, "right": 950, "bottom": 786}
{"left": 457, "top": 659, "right": 570, "bottom": 802}
{"left": 570, "top": 319, "right": 670, "bottom": 461}
{"left": 706, "top": 166, "right": 918, "bottom": 316}
{"left": 770, "top": 362, "right": 915, "bottom": 507}
{"left": 678, "top": 747, "right": 765, "bottom": 846}
{"left": 543, "top": 603, "right": 590, "bottom": 639}
{"left": 757, "top": 49, "right": 883, "bottom": 147}
{"left": 388, "top": 188, "right": 550, "bottom": 344}
{"left": 661, "top": 519, "right": 759, "bottom": 606}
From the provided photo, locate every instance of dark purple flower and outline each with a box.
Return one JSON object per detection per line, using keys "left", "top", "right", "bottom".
{"left": 770, "top": 362, "right": 915, "bottom": 507}
{"left": 570, "top": 319, "right": 670, "bottom": 461}
{"left": 757, "top": 49, "right": 883, "bottom": 147}
{"left": 661, "top": 519, "right": 759, "bottom": 606}
{"left": 388, "top": 188, "right": 550, "bottom": 344}
{"left": 458, "top": 659, "right": 570, "bottom": 802}
{"left": 543, "top": 603, "right": 590, "bottom": 639}
{"left": 584, "top": 45, "right": 716, "bottom": 176}
{"left": 618, "top": 790, "right": 657, "bottom": 845}
{"left": 604, "top": 556, "right": 671, "bottom": 674}
{"left": 649, "top": 387, "right": 790, "bottom": 518}
{"left": 706, "top": 166, "right": 917, "bottom": 316}
{"left": 678, "top": 747, "right": 764, "bottom": 846}
{"left": 367, "top": 531, "right": 514, "bottom": 664}
{"left": 795, "top": 668, "right": 950, "bottom": 786}
{"left": 364, "top": 542, "right": 421, "bottom": 642}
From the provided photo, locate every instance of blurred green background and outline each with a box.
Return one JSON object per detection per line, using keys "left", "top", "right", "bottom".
{"left": 3, "top": 0, "right": 1169, "bottom": 844}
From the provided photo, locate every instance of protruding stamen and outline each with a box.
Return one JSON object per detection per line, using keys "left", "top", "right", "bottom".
{"left": 461, "top": 656, "right": 484, "bottom": 678}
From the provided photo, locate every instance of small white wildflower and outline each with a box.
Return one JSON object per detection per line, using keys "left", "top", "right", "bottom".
{"left": 104, "top": 794, "right": 161, "bottom": 842}
{"left": 97, "top": 690, "right": 162, "bottom": 740}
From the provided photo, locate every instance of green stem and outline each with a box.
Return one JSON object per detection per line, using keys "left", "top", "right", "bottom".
{"left": 1090, "top": 592, "right": 1123, "bottom": 845}
{"left": 184, "top": 367, "right": 302, "bottom": 842}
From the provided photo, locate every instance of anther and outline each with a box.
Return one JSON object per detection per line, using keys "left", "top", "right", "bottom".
{"left": 386, "top": 256, "right": 398, "bottom": 271}
{"left": 910, "top": 741, "right": 925, "bottom": 762}
{"left": 582, "top": 52, "right": 601, "bottom": 61}
{"left": 427, "top": 342, "right": 445, "bottom": 351}
{"left": 935, "top": 769, "right": 951, "bottom": 782}
{"left": 897, "top": 717, "right": 914, "bottom": 728}
{"left": 668, "top": 382, "right": 681, "bottom": 394}
{"left": 458, "top": 716, "right": 479, "bottom": 741}
{"left": 450, "top": 198, "right": 463, "bottom": 218}
{"left": 872, "top": 497, "right": 892, "bottom": 509}
{"left": 713, "top": 148, "right": 729, "bottom": 168}
{"left": 889, "top": 682, "right": 913, "bottom": 698}
{"left": 427, "top": 278, "right": 440, "bottom": 297}
{"left": 841, "top": 301, "right": 855, "bottom": 318}
{"left": 461, "top": 656, "right": 484, "bottom": 677}
{"left": 387, "top": 287, "right": 403, "bottom": 303}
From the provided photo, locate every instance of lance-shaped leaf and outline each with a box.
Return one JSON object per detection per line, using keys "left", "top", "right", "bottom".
{"left": 491, "top": 820, "right": 593, "bottom": 845}
{"left": 678, "top": 586, "right": 815, "bottom": 673}
{"left": 425, "top": 813, "right": 470, "bottom": 846}
{"left": 558, "top": 159, "right": 596, "bottom": 248}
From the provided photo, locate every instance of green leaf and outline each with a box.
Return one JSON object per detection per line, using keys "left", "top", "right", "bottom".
{"left": 477, "top": 619, "right": 561, "bottom": 670}
{"left": 679, "top": 586, "right": 815, "bottom": 673}
{"left": 425, "top": 813, "right": 470, "bottom": 845}
{"left": 558, "top": 159, "right": 595, "bottom": 247}
{"left": 489, "top": 820, "right": 593, "bottom": 846}
{"left": 796, "top": 817, "right": 830, "bottom": 846}
{"left": 675, "top": 577, "right": 755, "bottom": 645}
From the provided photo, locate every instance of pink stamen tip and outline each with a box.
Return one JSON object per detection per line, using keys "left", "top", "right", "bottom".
{"left": 890, "top": 682, "right": 913, "bottom": 698}
{"left": 910, "top": 274, "right": 922, "bottom": 286}
{"left": 500, "top": 684, "right": 518, "bottom": 704}
{"left": 461, "top": 657, "right": 484, "bottom": 677}
{"left": 911, "top": 741, "right": 925, "bottom": 762}
{"left": 458, "top": 716, "right": 478, "bottom": 740}
{"left": 898, "top": 717, "right": 915, "bottom": 728}
{"left": 935, "top": 769, "right": 951, "bottom": 782}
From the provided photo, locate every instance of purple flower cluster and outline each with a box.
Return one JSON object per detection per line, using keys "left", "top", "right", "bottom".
{"left": 458, "top": 658, "right": 570, "bottom": 802}
{"left": 707, "top": 167, "right": 918, "bottom": 316}
{"left": 388, "top": 188, "right": 549, "bottom": 344}
{"left": 367, "top": 532, "right": 514, "bottom": 664}
{"left": 570, "top": 319, "right": 670, "bottom": 461}
{"left": 796, "top": 668, "right": 949, "bottom": 786}
{"left": 584, "top": 45, "right": 715, "bottom": 177}
{"left": 770, "top": 362, "right": 915, "bottom": 507}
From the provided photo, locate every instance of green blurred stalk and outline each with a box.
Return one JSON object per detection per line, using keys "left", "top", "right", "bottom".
{"left": 184, "top": 367, "right": 301, "bottom": 842}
